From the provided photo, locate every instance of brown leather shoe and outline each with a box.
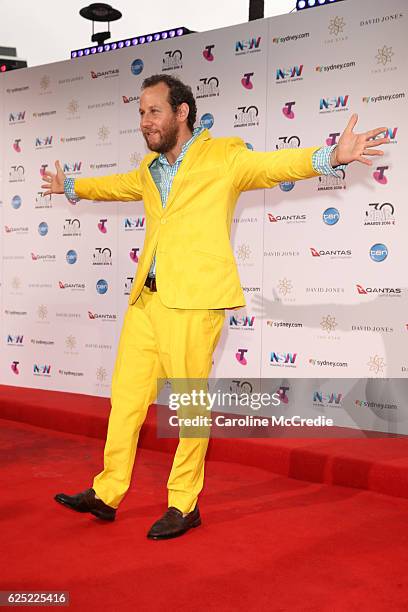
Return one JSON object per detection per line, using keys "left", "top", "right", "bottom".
{"left": 147, "top": 505, "right": 201, "bottom": 540}
{"left": 54, "top": 488, "right": 116, "bottom": 521}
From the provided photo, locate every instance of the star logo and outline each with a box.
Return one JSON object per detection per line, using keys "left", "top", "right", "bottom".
{"left": 278, "top": 278, "right": 293, "bottom": 296}
{"left": 40, "top": 75, "right": 51, "bottom": 91}
{"left": 320, "top": 315, "right": 337, "bottom": 333}
{"left": 129, "top": 152, "right": 143, "bottom": 167}
{"left": 96, "top": 366, "right": 107, "bottom": 382}
{"left": 11, "top": 277, "right": 21, "bottom": 290}
{"left": 236, "top": 243, "right": 251, "bottom": 262}
{"left": 98, "top": 125, "right": 110, "bottom": 141}
{"left": 367, "top": 355, "right": 386, "bottom": 374}
{"left": 328, "top": 16, "right": 345, "bottom": 36}
{"left": 375, "top": 45, "right": 394, "bottom": 66}
{"left": 65, "top": 335, "right": 76, "bottom": 350}
{"left": 37, "top": 304, "right": 48, "bottom": 320}
{"left": 67, "top": 99, "right": 79, "bottom": 115}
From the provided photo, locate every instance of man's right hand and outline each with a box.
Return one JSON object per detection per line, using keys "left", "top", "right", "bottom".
{"left": 41, "top": 160, "right": 67, "bottom": 195}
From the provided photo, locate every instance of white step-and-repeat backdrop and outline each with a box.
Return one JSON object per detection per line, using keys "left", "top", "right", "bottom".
{"left": 1, "top": 0, "right": 407, "bottom": 433}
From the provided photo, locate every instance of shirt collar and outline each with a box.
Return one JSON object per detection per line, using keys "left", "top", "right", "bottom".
{"left": 158, "top": 126, "right": 204, "bottom": 167}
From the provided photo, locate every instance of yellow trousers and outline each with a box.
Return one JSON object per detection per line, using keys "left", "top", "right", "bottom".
{"left": 92, "top": 286, "right": 225, "bottom": 514}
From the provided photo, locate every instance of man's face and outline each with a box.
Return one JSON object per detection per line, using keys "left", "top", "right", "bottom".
{"left": 139, "top": 83, "right": 179, "bottom": 153}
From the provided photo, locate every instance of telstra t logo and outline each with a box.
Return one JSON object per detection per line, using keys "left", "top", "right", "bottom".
{"left": 13, "top": 139, "right": 22, "bottom": 153}
{"left": 277, "top": 386, "right": 290, "bottom": 404}
{"left": 235, "top": 348, "right": 248, "bottom": 365}
{"left": 11, "top": 361, "right": 20, "bottom": 375}
{"left": 203, "top": 45, "right": 215, "bottom": 61}
{"left": 282, "top": 101, "right": 295, "bottom": 119}
{"left": 98, "top": 219, "right": 108, "bottom": 233}
{"left": 129, "top": 248, "right": 140, "bottom": 263}
{"left": 326, "top": 132, "right": 340, "bottom": 146}
{"left": 241, "top": 72, "right": 254, "bottom": 89}
{"left": 373, "top": 166, "right": 388, "bottom": 185}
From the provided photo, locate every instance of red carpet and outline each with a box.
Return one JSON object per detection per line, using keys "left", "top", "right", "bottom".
{"left": 1, "top": 418, "right": 408, "bottom": 611}
{"left": 1, "top": 384, "right": 408, "bottom": 500}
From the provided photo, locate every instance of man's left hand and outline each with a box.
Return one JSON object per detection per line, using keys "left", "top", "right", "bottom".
{"left": 331, "top": 113, "right": 389, "bottom": 167}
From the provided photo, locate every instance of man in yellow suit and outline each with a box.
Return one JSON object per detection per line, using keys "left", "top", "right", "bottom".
{"left": 42, "top": 74, "right": 388, "bottom": 539}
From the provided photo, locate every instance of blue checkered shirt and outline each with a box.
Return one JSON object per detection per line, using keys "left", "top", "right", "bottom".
{"left": 64, "top": 140, "right": 345, "bottom": 276}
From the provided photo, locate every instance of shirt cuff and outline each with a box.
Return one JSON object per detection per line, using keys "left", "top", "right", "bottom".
{"left": 312, "top": 145, "right": 347, "bottom": 177}
{"left": 64, "top": 177, "right": 80, "bottom": 204}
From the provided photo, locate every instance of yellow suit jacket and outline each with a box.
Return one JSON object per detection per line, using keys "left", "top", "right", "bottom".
{"left": 74, "top": 129, "right": 320, "bottom": 309}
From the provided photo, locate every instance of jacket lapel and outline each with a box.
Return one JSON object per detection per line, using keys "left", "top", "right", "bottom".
{"left": 141, "top": 152, "right": 162, "bottom": 214}
{"left": 164, "top": 129, "right": 211, "bottom": 213}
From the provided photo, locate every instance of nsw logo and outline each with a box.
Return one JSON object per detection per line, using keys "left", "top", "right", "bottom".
{"left": 276, "top": 65, "right": 303, "bottom": 82}
{"left": 270, "top": 352, "right": 297, "bottom": 367}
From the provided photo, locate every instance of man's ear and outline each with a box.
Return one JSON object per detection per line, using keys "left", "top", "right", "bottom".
{"left": 177, "top": 102, "right": 190, "bottom": 123}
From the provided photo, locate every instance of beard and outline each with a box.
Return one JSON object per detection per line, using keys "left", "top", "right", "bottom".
{"left": 143, "top": 118, "right": 179, "bottom": 153}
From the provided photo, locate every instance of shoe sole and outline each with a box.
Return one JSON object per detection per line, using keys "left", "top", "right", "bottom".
{"left": 54, "top": 497, "right": 115, "bottom": 521}
{"left": 147, "top": 518, "right": 201, "bottom": 540}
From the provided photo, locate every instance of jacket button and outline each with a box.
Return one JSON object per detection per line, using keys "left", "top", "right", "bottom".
{"left": 161, "top": 218, "right": 167, "bottom": 225}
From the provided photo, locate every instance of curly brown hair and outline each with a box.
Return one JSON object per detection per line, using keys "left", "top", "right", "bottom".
{"left": 141, "top": 74, "right": 197, "bottom": 131}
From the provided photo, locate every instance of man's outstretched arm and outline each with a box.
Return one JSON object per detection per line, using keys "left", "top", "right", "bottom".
{"left": 41, "top": 161, "right": 144, "bottom": 203}
{"left": 230, "top": 113, "right": 389, "bottom": 192}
